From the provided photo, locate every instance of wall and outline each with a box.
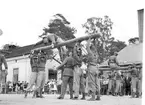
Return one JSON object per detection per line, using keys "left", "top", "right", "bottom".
{"left": 6, "top": 56, "right": 31, "bottom": 82}
{"left": 5, "top": 55, "right": 60, "bottom": 83}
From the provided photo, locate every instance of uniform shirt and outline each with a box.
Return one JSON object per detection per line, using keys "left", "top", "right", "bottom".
{"left": 108, "top": 55, "right": 119, "bottom": 65}
{"left": 37, "top": 53, "right": 47, "bottom": 68}
{"left": 131, "top": 68, "right": 138, "bottom": 77}
{"left": 115, "top": 72, "right": 122, "bottom": 80}
{"left": 57, "top": 56, "right": 75, "bottom": 77}
{"left": 37, "top": 51, "right": 48, "bottom": 71}
{"left": 0, "top": 54, "right": 8, "bottom": 70}
{"left": 86, "top": 41, "right": 98, "bottom": 66}
{"left": 30, "top": 54, "right": 39, "bottom": 72}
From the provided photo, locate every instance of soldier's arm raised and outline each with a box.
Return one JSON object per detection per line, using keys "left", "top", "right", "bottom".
{"left": 86, "top": 39, "right": 93, "bottom": 55}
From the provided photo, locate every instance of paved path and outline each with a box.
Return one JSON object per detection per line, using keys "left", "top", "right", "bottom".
{"left": 0, "top": 94, "right": 142, "bottom": 105}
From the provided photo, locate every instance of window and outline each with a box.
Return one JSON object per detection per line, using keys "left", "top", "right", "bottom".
{"left": 13, "top": 68, "right": 19, "bottom": 83}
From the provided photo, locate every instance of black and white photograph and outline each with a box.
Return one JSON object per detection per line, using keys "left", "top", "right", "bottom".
{"left": 0, "top": 0, "right": 144, "bottom": 105}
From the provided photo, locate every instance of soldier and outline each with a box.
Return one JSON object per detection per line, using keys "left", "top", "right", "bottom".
{"left": 73, "top": 42, "right": 86, "bottom": 100}
{"left": 138, "top": 66, "right": 142, "bottom": 97}
{"left": 0, "top": 53, "right": 8, "bottom": 93}
{"left": 108, "top": 52, "right": 119, "bottom": 70}
{"left": 130, "top": 64, "right": 139, "bottom": 98}
{"left": 124, "top": 73, "right": 131, "bottom": 96}
{"left": 24, "top": 50, "right": 39, "bottom": 98}
{"left": 33, "top": 50, "right": 49, "bottom": 98}
{"left": 85, "top": 38, "right": 100, "bottom": 101}
{"left": 36, "top": 33, "right": 67, "bottom": 61}
{"left": 114, "top": 71, "right": 122, "bottom": 96}
{"left": 56, "top": 51, "right": 75, "bottom": 99}
{"left": 107, "top": 71, "right": 115, "bottom": 95}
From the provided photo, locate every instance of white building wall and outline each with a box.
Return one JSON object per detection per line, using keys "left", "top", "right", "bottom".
{"left": 6, "top": 56, "right": 31, "bottom": 82}
{"left": 5, "top": 55, "right": 60, "bottom": 83}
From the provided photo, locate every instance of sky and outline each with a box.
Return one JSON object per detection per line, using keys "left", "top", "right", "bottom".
{"left": 0, "top": 0, "right": 144, "bottom": 48}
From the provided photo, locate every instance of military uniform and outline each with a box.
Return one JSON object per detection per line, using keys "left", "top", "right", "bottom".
{"left": 0, "top": 54, "right": 8, "bottom": 93}
{"left": 138, "top": 68, "right": 142, "bottom": 97}
{"left": 57, "top": 55, "right": 75, "bottom": 99}
{"left": 114, "top": 71, "right": 122, "bottom": 95}
{"left": 130, "top": 67, "right": 139, "bottom": 98}
{"left": 86, "top": 39, "right": 100, "bottom": 101}
{"left": 107, "top": 72, "right": 115, "bottom": 95}
{"left": 34, "top": 51, "right": 48, "bottom": 98}
{"left": 24, "top": 52, "right": 39, "bottom": 98}
{"left": 108, "top": 54, "right": 119, "bottom": 70}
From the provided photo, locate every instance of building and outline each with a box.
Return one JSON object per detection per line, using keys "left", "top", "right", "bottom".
{"left": 3, "top": 44, "right": 60, "bottom": 83}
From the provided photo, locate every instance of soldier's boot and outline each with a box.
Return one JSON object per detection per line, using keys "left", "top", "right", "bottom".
{"left": 70, "top": 94, "right": 73, "bottom": 99}
{"left": 119, "top": 92, "right": 123, "bottom": 96}
{"left": 39, "top": 88, "right": 44, "bottom": 98}
{"left": 87, "top": 93, "right": 95, "bottom": 101}
{"left": 81, "top": 93, "right": 86, "bottom": 100}
{"left": 136, "top": 92, "right": 139, "bottom": 98}
{"left": 131, "top": 92, "right": 135, "bottom": 98}
{"left": 96, "top": 95, "right": 101, "bottom": 100}
{"left": 36, "top": 91, "right": 40, "bottom": 98}
{"left": 114, "top": 92, "right": 117, "bottom": 96}
{"left": 107, "top": 91, "right": 109, "bottom": 95}
{"left": 32, "top": 91, "right": 37, "bottom": 98}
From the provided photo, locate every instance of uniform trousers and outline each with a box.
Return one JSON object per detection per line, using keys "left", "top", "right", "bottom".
{"left": 35, "top": 70, "right": 46, "bottom": 92}
{"left": 115, "top": 80, "right": 122, "bottom": 93}
{"left": 60, "top": 75, "right": 73, "bottom": 98}
{"left": 25, "top": 72, "right": 38, "bottom": 91}
{"left": 107, "top": 79, "right": 115, "bottom": 94}
{"left": 131, "top": 77, "right": 139, "bottom": 93}
{"left": 87, "top": 65, "right": 100, "bottom": 96}
{"left": 73, "top": 66, "right": 85, "bottom": 97}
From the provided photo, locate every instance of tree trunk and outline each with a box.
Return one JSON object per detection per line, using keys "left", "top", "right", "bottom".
{"left": 33, "top": 34, "right": 100, "bottom": 51}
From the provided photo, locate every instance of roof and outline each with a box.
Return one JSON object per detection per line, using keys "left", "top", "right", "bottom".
{"left": 117, "top": 43, "right": 143, "bottom": 64}
{"left": 100, "top": 43, "right": 143, "bottom": 66}
{"left": 5, "top": 43, "right": 50, "bottom": 59}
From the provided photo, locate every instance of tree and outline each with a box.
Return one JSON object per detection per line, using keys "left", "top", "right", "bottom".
{"left": 83, "top": 16, "right": 114, "bottom": 63}
{"left": 108, "top": 40, "right": 127, "bottom": 56}
{"left": 42, "top": 13, "right": 76, "bottom": 40}
{"left": 82, "top": 16, "right": 127, "bottom": 63}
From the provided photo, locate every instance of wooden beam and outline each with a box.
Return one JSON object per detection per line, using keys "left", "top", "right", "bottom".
{"left": 33, "top": 34, "right": 100, "bottom": 51}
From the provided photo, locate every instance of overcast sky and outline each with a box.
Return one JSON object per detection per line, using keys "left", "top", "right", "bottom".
{"left": 0, "top": 0, "right": 144, "bottom": 48}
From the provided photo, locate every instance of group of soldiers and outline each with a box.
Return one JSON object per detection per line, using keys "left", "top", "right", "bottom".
{"left": 0, "top": 33, "right": 142, "bottom": 101}
{"left": 56, "top": 38, "right": 101, "bottom": 101}
{"left": 106, "top": 52, "right": 142, "bottom": 98}
{"left": 106, "top": 64, "right": 142, "bottom": 98}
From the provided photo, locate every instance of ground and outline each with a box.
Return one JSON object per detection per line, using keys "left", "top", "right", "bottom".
{"left": 0, "top": 94, "right": 142, "bottom": 105}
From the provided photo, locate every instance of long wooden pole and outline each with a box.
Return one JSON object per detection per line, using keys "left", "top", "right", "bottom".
{"left": 33, "top": 34, "right": 100, "bottom": 51}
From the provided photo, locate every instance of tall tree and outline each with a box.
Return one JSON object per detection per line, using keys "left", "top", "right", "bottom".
{"left": 42, "top": 13, "right": 76, "bottom": 41}
{"left": 108, "top": 40, "right": 127, "bottom": 56}
{"left": 83, "top": 16, "right": 114, "bottom": 63}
